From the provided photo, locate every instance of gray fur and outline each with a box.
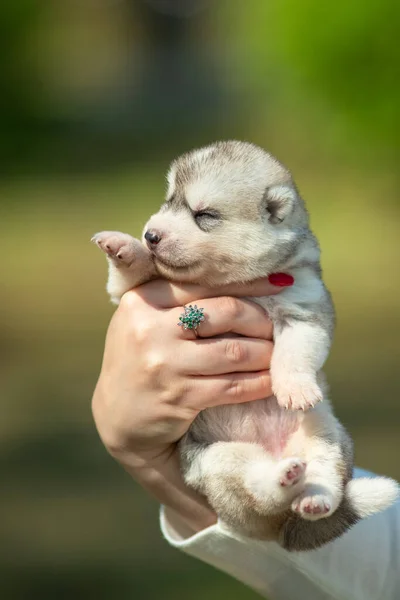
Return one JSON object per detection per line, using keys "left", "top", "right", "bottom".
{"left": 93, "top": 140, "right": 399, "bottom": 551}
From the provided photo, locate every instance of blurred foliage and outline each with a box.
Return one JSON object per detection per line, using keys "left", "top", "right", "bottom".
{"left": 226, "top": 0, "right": 400, "bottom": 152}
{"left": 1, "top": 1, "right": 399, "bottom": 599}
{"left": 0, "top": 1, "right": 42, "bottom": 117}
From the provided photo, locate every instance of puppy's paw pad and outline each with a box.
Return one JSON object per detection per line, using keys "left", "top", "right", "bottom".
{"left": 274, "top": 376, "right": 323, "bottom": 411}
{"left": 291, "top": 493, "right": 333, "bottom": 520}
{"left": 278, "top": 458, "right": 306, "bottom": 487}
{"left": 92, "top": 231, "right": 137, "bottom": 266}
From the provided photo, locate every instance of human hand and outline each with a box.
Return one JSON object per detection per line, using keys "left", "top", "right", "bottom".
{"left": 92, "top": 277, "right": 290, "bottom": 531}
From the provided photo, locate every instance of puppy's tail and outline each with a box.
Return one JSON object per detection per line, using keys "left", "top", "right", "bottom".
{"left": 280, "top": 477, "right": 399, "bottom": 552}
{"left": 346, "top": 476, "right": 399, "bottom": 518}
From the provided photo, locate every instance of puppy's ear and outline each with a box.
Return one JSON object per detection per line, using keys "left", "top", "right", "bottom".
{"left": 263, "top": 185, "right": 296, "bottom": 224}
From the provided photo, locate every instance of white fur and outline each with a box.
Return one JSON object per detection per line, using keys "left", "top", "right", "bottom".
{"left": 346, "top": 478, "right": 399, "bottom": 518}
{"left": 93, "top": 141, "right": 399, "bottom": 549}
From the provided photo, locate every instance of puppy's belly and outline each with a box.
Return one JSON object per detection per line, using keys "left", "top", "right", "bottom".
{"left": 192, "top": 398, "right": 301, "bottom": 457}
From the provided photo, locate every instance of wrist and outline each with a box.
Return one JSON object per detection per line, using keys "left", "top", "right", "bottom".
{"left": 121, "top": 448, "right": 217, "bottom": 533}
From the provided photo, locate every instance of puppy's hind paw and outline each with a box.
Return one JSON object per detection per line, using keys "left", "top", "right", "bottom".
{"left": 278, "top": 458, "right": 306, "bottom": 487}
{"left": 292, "top": 491, "right": 334, "bottom": 521}
{"left": 274, "top": 375, "right": 323, "bottom": 411}
{"left": 92, "top": 231, "right": 139, "bottom": 267}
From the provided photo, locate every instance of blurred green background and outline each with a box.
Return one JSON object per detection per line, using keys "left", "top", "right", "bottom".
{"left": 1, "top": 1, "right": 399, "bottom": 598}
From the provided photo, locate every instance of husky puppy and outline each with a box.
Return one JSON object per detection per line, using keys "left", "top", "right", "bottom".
{"left": 92, "top": 141, "right": 398, "bottom": 550}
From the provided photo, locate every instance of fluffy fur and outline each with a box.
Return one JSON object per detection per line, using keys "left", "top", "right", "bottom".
{"left": 92, "top": 140, "right": 398, "bottom": 550}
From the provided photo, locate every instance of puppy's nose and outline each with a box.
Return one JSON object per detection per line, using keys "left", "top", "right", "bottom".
{"left": 145, "top": 229, "right": 161, "bottom": 246}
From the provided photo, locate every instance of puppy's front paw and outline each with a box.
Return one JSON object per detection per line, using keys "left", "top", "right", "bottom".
{"left": 92, "top": 231, "right": 140, "bottom": 267}
{"left": 273, "top": 374, "right": 323, "bottom": 411}
{"left": 291, "top": 491, "right": 334, "bottom": 520}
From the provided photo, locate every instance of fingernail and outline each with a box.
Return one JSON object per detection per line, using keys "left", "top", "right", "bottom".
{"left": 268, "top": 273, "right": 294, "bottom": 287}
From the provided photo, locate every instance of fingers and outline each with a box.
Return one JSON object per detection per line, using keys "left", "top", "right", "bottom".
{"left": 134, "top": 277, "right": 287, "bottom": 309}
{"left": 120, "top": 287, "right": 274, "bottom": 342}
{"left": 180, "top": 296, "right": 273, "bottom": 340}
{"left": 188, "top": 370, "right": 273, "bottom": 410}
{"left": 179, "top": 337, "right": 273, "bottom": 375}
{"left": 172, "top": 296, "right": 273, "bottom": 340}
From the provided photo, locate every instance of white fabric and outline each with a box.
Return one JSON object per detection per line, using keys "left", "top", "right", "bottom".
{"left": 160, "top": 469, "right": 400, "bottom": 600}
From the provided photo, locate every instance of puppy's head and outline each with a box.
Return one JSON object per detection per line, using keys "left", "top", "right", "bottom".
{"left": 144, "top": 141, "right": 309, "bottom": 285}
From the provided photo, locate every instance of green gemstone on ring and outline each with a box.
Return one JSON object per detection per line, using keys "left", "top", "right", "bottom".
{"left": 177, "top": 304, "right": 205, "bottom": 330}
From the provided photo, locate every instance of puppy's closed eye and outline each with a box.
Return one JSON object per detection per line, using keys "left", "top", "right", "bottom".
{"left": 194, "top": 210, "right": 221, "bottom": 231}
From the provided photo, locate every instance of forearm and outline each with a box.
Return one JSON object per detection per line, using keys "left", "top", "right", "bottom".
{"left": 121, "top": 447, "right": 217, "bottom": 533}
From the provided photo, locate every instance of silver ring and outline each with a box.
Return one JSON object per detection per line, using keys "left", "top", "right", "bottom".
{"left": 177, "top": 305, "right": 205, "bottom": 334}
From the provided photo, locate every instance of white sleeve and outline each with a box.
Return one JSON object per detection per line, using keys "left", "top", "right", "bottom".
{"left": 160, "top": 469, "right": 400, "bottom": 600}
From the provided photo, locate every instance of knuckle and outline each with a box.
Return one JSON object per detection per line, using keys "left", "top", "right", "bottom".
{"left": 216, "top": 296, "right": 243, "bottom": 320}
{"left": 224, "top": 372, "right": 270, "bottom": 402}
{"left": 117, "top": 294, "right": 156, "bottom": 344}
{"left": 144, "top": 352, "right": 166, "bottom": 377}
{"left": 132, "top": 320, "right": 153, "bottom": 343}
{"left": 226, "top": 376, "right": 245, "bottom": 399}
{"left": 118, "top": 290, "right": 141, "bottom": 312}
{"left": 158, "top": 382, "right": 184, "bottom": 407}
{"left": 224, "top": 338, "right": 247, "bottom": 364}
